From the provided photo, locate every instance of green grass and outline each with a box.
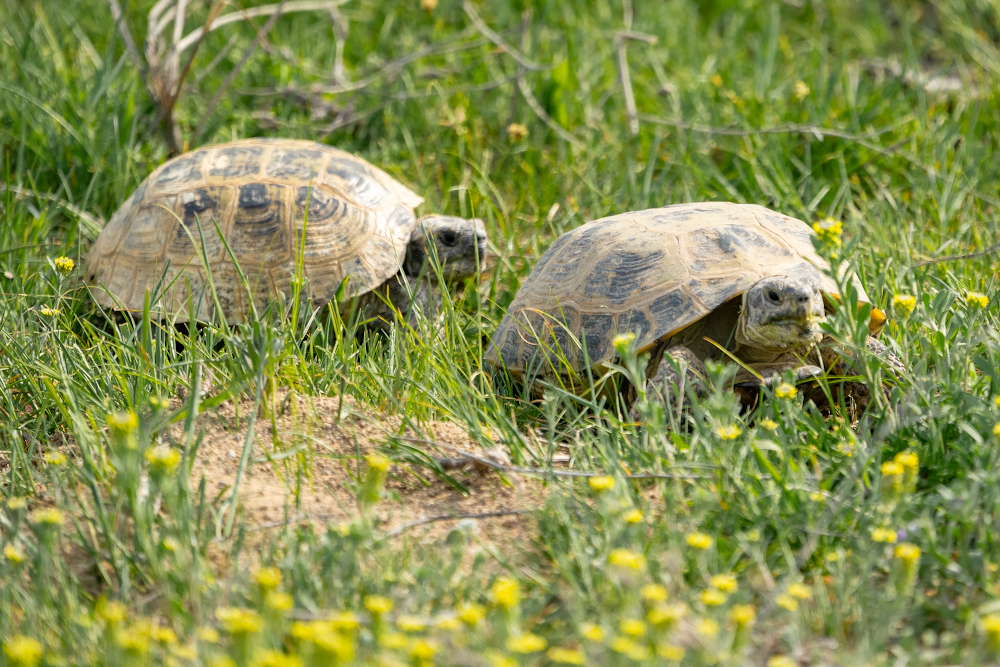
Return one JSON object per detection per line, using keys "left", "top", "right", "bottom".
{"left": 2, "top": 0, "right": 1000, "bottom": 664}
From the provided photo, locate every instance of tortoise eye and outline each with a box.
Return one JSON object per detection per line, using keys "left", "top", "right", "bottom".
{"left": 767, "top": 290, "right": 781, "bottom": 304}
{"left": 440, "top": 230, "right": 458, "bottom": 247}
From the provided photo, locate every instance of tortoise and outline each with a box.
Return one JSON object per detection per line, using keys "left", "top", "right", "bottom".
{"left": 485, "top": 202, "right": 896, "bottom": 408}
{"left": 84, "top": 138, "right": 489, "bottom": 326}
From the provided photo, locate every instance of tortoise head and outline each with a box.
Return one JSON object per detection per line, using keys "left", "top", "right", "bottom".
{"left": 735, "top": 274, "right": 826, "bottom": 354}
{"left": 403, "top": 215, "right": 491, "bottom": 281}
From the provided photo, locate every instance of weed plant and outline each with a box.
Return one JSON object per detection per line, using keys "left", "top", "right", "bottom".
{"left": 2, "top": 0, "right": 1000, "bottom": 665}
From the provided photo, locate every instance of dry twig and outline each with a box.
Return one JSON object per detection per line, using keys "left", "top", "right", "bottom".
{"left": 517, "top": 78, "right": 585, "bottom": 148}
{"left": 913, "top": 241, "right": 1000, "bottom": 267}
{"left": 462, "top": 0, "right": 545, "bottom": 72}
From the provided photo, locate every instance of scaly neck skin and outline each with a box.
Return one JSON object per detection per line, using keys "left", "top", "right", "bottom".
{"left": 734, "top": 295, "right": 823, "bottom": 364}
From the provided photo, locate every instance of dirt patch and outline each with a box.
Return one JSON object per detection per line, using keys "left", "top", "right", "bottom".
{"left": 179, "top": 393, "right": 545, "bottom": 555}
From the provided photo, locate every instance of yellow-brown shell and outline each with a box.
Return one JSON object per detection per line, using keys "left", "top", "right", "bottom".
{"left": 84, "top": 138, "right": 423, "bottom": 322}
{"left": 486, "top": 202, "right": 884, "bottom": 376}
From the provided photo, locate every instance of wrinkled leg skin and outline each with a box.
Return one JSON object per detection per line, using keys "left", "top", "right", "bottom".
{"left": 630, "top": 345, "right": 706, "bottom": 421}
{"left": 808, "top": 336, "right": 904, "bottom": 415}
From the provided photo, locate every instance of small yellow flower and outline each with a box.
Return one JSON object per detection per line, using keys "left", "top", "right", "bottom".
{"left": 983, "top": 613, "right": 1000, "bottom": 651}
{"left": 44, "top": 451, "right": 66, "bottom": 465}
{"left": 329, "top": 611, "right": 360, "bottom": 630}
{"left": 39, "top": 307, "right": 59, "bottom": 317}
{"left": 265, "top": 591, "right": 293, "bottom": 613}
{"left": 710, "top": 74, "right": 723, "bottom": 87}
{"left": 99, "top": 601, "right": 128, "bottom": 625}
{"left": 787, "top": 583, "right": 812, "bottom": 600}
{"left": 622, "top": 508, "right": 644, "bottom": 524}
{"left": 610, "top": 637, "right": 649, "bottom": 660}
{"left": 547, "top": 647, "right": 585, "bottom": 665}
{"left": 612, "top": 332, "right": 636, "bottom": 353}
{"left": 647, "top": 602, "right": 687, "bottom": 627}
{"left": 793, "top": 81, "right": 810, "bottom": 100}
{"left": 686, "top": 532, "right": 712, "bottom": 550}
{"left": 254, "top": 566, "right": 282, "bottom": 590}
{"left": 588, "top": 475, "right": 615, "bottom": 492}
{"left": 380, "top": 632, "right": 408, "bottom": 649}
{"left": 812, "top": 218, "right": 843, "bottom": 246}
{"left": 767, "top": 657, "right": 797, "bottom": 667}
{"left": 435, "top": 616, "right": 461, "bottom": 631}
{"left": 710, "top": 573, "right": 737, "bottom": 592}
{"left": 966, "top": 291, "right": 989, "bottom": 308}
{"left": 54, "top": 256, "right": 75, "bottom": 273}
{"left": 608, "top": 548, "right": 645, "bottom": 570}
{"left": 894, "top": 543, "right": 921, "bottom": 563}
{"left": 410, "top": 639, "right": 438, "bottom": 660}
{"left": 775, "top": 382, "right": 798, "bottom": 399}
{"left": 657, "top": 644, "right": 686, "bottom": 661}
{"left": 507, "top": 633, "right": 547, "bottom": 653}
{"left": 729, "top": 604, "right": 756, "bottom": 626}
{"left": 29, "top": 507, "right": 63, "bottom": 526}
{"left": 491, "top": 577, "right": 520, "bottom": 608}
{"left": 871, "top": 527, "right": 897, "bottom": 543}
{"left": 151, "top": 627, "right": 177, "bottom": 645}
{"left": 838, "top": 440, "right": 854, "bottom": 457}
{"left": 146, "top": 446, "right": 181, "bottom": 476}
{"left": 994, "top": 395, "right": 1000, "bottom": 409}
{"left": 809, "top": 492, "right": 825, "bottom": 502}
{"left": 195, "top": 627, "right": 219, "bottom": 643}
{"left": 458, "top": 603, "right": 485, "bottom": 626}
{"left": 364, "top": 595, "right": 393, "bottom": 615}
{"left": 314, "top": 631, "right": 354, "bottom": 661}
{"left": 115, "top": 627, "right": 151, "bottom": 656}
{"left": 216, "top": 607, "right": 263, "bottom": 635}
{"left": 894, "top": 451, "right": 919, "bottom": 470}
{"left": 366, "top": 453, "right": 390, "bottom": 471}
{"left": 6, "top": 497, "right": 27, "bottom": 511}
{"left": 581, "top": 623, "right": 605, "bottom": 642}
{"left": 619, "top": 619, "right": 647, "bottom": 637}
{"left": 4, "top": 544, "right": 26, "bottom": 564}
{"left": 776, "top": 594, "right": 798, "bottom": 612}
{"left": 254, "top": 649, "right": 302, "bottom": 667}
{"left": 641, "top": 584, "right": 668, "bottom": 602}
{"left": 892, "top": 294, "right": 916, "bottom": 318}
{"left": 993, "top": 422, "right": 1000, "bottom": 438}
{"left": 759, "top": 418, "right": 778, "bottom": 431}
{"left": 700, "top": 589, "right": 726, "bottom": 606}
{"left": 420, "top": 0, "right": 438, "bottom": 12}
{"left": 107, "top": 411, "right": 138, "bottom": 437}
{"left": 395, "top": 615, "right": 426, "bottom": 632}
{"left": 694, "top": 618, "right": 719, "bottom": 637}
{"left": 506, "top": 123, "right": 528, "bottom": 142}
{"left": 485, "top": 651, "right": 518, "bottom": 667}
{"left": 715, "top": 424, "right": 742, "bottom": 440}
{"left": 2, "top": 635, "right": 43, "bottom": 667}
{"left": 881, "top": 461, "right": 904, "bottom": 488}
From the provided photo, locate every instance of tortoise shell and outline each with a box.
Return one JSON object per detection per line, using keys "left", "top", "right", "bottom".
{"left": 84, "top": 138, "right": 423, "bottom": 322}
{"left": 486, "top": 202, "right": 885, "bottom": 377}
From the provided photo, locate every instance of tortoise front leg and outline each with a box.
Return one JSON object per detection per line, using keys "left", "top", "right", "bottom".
{"left": 631, "top": 345, "right": 707, "bottom": 420}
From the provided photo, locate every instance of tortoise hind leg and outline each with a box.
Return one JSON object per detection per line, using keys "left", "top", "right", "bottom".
{"left": 630, "top": 345, "right": 706, "bottom": 421}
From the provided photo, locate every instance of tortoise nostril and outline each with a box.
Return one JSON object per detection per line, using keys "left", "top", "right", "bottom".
{"left": 767, "top": 290, "right": 781, "bottom": 304}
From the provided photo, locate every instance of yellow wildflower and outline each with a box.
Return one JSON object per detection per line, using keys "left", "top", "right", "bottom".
{"left": 647, "top": 603, "right": 686, "bottom": 627}
{"left": 710, "top": 573, "right": 737, "bottom": 592}
{"left": 216, "top": 608, "right": 263, "bottom": 635}
{"left": 146, "top": 446, "right": 181, "bottom": 476}
{"left": 195, "top": 627, "right": 219, "bottom": 643}
{"left": 507, "top": 633, "right": 547, "bottom": 653}
{"left": 730, "top": 604, "right": 756, "bottom": 627}
{"left": 993, "top": 422, "right": 1000, "bottom": 438}
{"left": 640, "top": 584, "right": 668, "bottom": 602}
{"left": 812, "top": 218, "right": 843, "bottom": 246}
{"left": 710, "top": 74, "right": 723, "bottom": 87}
{"left": 871, "top": 527, "right": 897, "bottom": 543}
{"left": 485, "top": 651, "right": 518, "bottom": 667}
{"left": 581, "top": 623, "right": 605, "bottom": 642}
{"left": 622, "top": 508, "right": 644, "bottom": 524}
{"left": 983, "top": 613, "right": 1000, "bottom": 652}
{"left": 44, "top": 451, "right": 66, "bottom": 465}
{"left": 435, "top": 616, "right": 461, "bottom": 631}
{"left": 29, "top": 507, "right": 63, "bottom": 526}
{"left": 151, "top": 627, "right": 177, "bottom": 645}
{"left": 610, "top": 637, "right": 649, "bottom": 660}
{"left": 457, "top": 603, "right": 485, "bottom": 626}
{"left": 330, "top": 611, "right": 360, "bottom": 630}
{"left": 608, "top": 548, "right": 645, "bottom": 570}
{"left": 99, "top": 601, "right": 128, "bottom": 625}
{"left": 768, "top": 657, "right": 797, "bottom": 667}
{"left": 410, "top": 639, "right": 438, "bottom": 661}
{"left": 547, "top": 647, "right": 585, "bottom": 665}
{"left": 395, "top": 615, "right": 426, "bottom": 632}
{"left": 364, "top": 595, "right": 392, "bottom": 615}
{"left": 994, "top": 395, "right": 1000, "bottom": 409}
{"left": 366, "top": 453, "right": 390, "bottom": 471}
{"left": 506, "top": 124, "right": 529, "bottom": 142}
{"left": 6, "top": 497, "right": 27, "bottom": 511}
{"left": 686, "top": 532, "right": 712, "bottom": 550}
{"left": 381, "top": 632, "right": 408, "bottom": 649}
{"left": 715, "top": 424, "right": 742, "bottom": 440}
{"left": 612, "top": 332, "right": 636, "bottom": 352}
{"left": 966, "top": 291, "right": 989, "bottom": 308}
{"left": 254, "top": 567, "right": 281, "bottom": 590}
{"left": 894, "top": 543, "right": 921, "bottom": 563}
{"left": 881, "top": 461, "right": 904, "bottom": 490}
{"left": 759, "top": 418, "right": 779, "bottom": 430}
{"left": 776, "top": 594, "right": 798, "bottom": 612}
{"left": 657, "top": 644, "right": 686, "bottom": 661}
{"left": 700, "top": 589, "right": 726, "bottom": 606}
{"left": 491, "top": 577, "right": 520, "bottom": 608}
{"left": 787, "top": 583, "right": 812, "bottom": 600}
{"left": 420, "top": 0, "right": 438, "bottom": 12}
{"left": 314, "top": 632, "right": 353, "bottom": 662}
{"left": 809, "top": 492, "right": 825, "bottom": 502}
{"left": 54, "top": 256, "right": 74, "bottom": 273}
{"left": 694, "top": 618, "right": 719, "bottom": 637}
{"left": 775, "top": 382, "right": 798, "bottom": 399}
{"left": 619, "top": 619, "right": 646, "bottom": 637}
{"left": 115, "top": 628, "right": 151, "bottom": 656}
{"left": 2, "top": 635, "right": 43, "bottom": 667}
{"left": 892, "top": 294, "right": 916, "bottom": 318}
{"left": 265, "top": 591, "right": 293, "bottom": 613}
{"left": 254, "top": 649, "right": 302, "bottom": 667}
{"left": 588, "top": 475, "right": 615, "bottom": 492}
{"left": 106, "top": 411, "right": 138, "bottom": 437}
{"left": 793, "top": 81, "right": 810, "bottom": 100}
{"left": 4, "top": 544, "right": 25, "bottom": 564}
